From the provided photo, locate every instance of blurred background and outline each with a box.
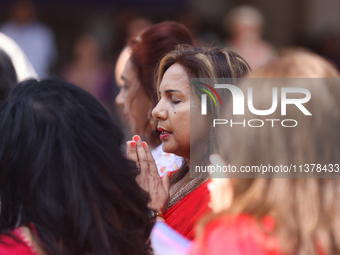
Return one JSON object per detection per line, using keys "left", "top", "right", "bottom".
{"left": 0, "top": 0, "right": 339, "bottom": 116}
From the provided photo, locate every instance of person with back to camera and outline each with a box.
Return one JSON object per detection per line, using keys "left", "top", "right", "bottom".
{"left": 188, "top": 49, "right": 340, "bottom": 255}
{"left": 0, "top": 79, "right": 153, "bottom": 255}
{"left": 115, "top": 21, "right": 195, "bottom": 176}
{"left": 126, "top": 45, "right": 251, "bottom": 240}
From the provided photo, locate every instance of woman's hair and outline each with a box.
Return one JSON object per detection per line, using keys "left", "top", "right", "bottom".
{"left": 203, "top": 48, "right": 340, "bottom": 255}
{"left": 0, "top": 79, "right": 152, "bottom": 255}
{"left": 157, "top": 45, "right": 251, "bottom": 184}
{"left": 250, "top": 48, "right": 340, "bottom": 78}
{"left": 0, "top": 48, "right": 17, "bottom": 100}
{"left": 128, "top": 21, "right": 195, "bottom": 147}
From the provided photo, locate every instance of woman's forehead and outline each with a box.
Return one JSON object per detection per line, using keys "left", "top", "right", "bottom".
{"left": 160, "top": 63, "right": 190, "bottom": 91}
{"left": 122, "top": 59, "right": 138, "bottom": 82}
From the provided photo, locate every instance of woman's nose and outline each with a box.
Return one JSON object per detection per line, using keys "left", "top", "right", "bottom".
{"left": 115, "top": 88, "right": 124, "bottom": 106}
{"left": 152, "top": 101, "right": 167, "bottom": 120}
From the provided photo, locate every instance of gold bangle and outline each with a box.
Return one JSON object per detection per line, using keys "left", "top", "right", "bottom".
{"left": 149, "top": 211, "right": 164, "bottom": 219}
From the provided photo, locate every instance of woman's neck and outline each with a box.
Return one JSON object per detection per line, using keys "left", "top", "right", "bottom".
{"left": 169, "top": 171, "right": 190, "bottom": 197}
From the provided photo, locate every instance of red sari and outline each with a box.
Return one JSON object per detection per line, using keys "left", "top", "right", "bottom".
{"left": 0, "top": 226, "right": 40, "bottom": 255}
{"left": 164, "top": 172, "right": 211, "bottom": 240}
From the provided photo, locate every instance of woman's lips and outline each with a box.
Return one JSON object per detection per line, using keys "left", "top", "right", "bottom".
{"left": 160, "top": 132, "right": 172, "bottom": 140}
{"left": 158, "top": 127, "right": 173, "bottom": 140}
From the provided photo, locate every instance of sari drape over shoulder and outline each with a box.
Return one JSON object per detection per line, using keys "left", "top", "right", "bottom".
{"left": 164, "top": 172, "right": 210, "bottom": 240}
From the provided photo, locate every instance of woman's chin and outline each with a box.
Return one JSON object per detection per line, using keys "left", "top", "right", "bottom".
{"left": 161, "top": 142, "right": 177, "bottom": 155}
{"left": 161, "top": 143, "right": 189, "bottom": 159}
{"left": 161, "top": 143, "right": 172, "bottom": 153}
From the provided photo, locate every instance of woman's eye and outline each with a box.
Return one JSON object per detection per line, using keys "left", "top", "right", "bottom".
{"left": 171, "top": 97, "right": 180, "bottom": 104}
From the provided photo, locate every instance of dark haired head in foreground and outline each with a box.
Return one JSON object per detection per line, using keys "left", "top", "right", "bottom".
{"left": 0, "top": 48, "right": 17, "bottom": 100}
{"left": 0, "top": 79, "right": 152, "bottom": 255}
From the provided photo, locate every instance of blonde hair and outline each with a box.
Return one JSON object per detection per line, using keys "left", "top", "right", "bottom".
{"left": 204, "top": 48, "right": 340, "bottom": 255}
{"left": 157, "top": 45, "right": 251, "bottom": 90}
{"left": 250, "top": 48, "right": 339, "bottom": 78}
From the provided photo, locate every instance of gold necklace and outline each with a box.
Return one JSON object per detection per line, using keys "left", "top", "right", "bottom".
{"left": 171, "top": 174, "right": 191, "bottom": 196}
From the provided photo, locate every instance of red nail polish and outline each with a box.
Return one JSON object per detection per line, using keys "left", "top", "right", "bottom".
{"left": 131, "top": 141, "right": 135, "bottom": 147}
{"left": 142, "top": 142, "right": 146, "bottom": 148}
{"left": 133, "top": 136, "right": 139, "bottom": 142}
{"left": 168, "top": 172, "right": 171, "bottom": 178}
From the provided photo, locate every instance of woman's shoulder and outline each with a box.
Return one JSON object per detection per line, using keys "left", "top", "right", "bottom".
{"left": 0, "top": 226, "right": 43, "bottom": 255}
{"left": 205, "top": 214, "right": 275, "bottom": 232}
{"left": 189, "top": 214, "right": 280, "bottom": 255}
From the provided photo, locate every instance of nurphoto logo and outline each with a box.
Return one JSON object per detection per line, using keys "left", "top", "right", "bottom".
{"left": 200, "top": 83, "right": 312, "bottom": 128}
{"left": 197, "top": 82, "right": 222, "bottom": 115}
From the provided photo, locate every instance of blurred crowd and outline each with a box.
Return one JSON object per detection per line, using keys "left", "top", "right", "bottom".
{"left": 0, "top": 0, "right": 340, "bottom": 255}
{"left": 2, "top": 0, "right": 339, "bottom": 120}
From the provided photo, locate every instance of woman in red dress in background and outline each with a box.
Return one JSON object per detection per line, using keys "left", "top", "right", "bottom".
{"left": 126, "top": 46, "right": 251, "bottom": 239}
